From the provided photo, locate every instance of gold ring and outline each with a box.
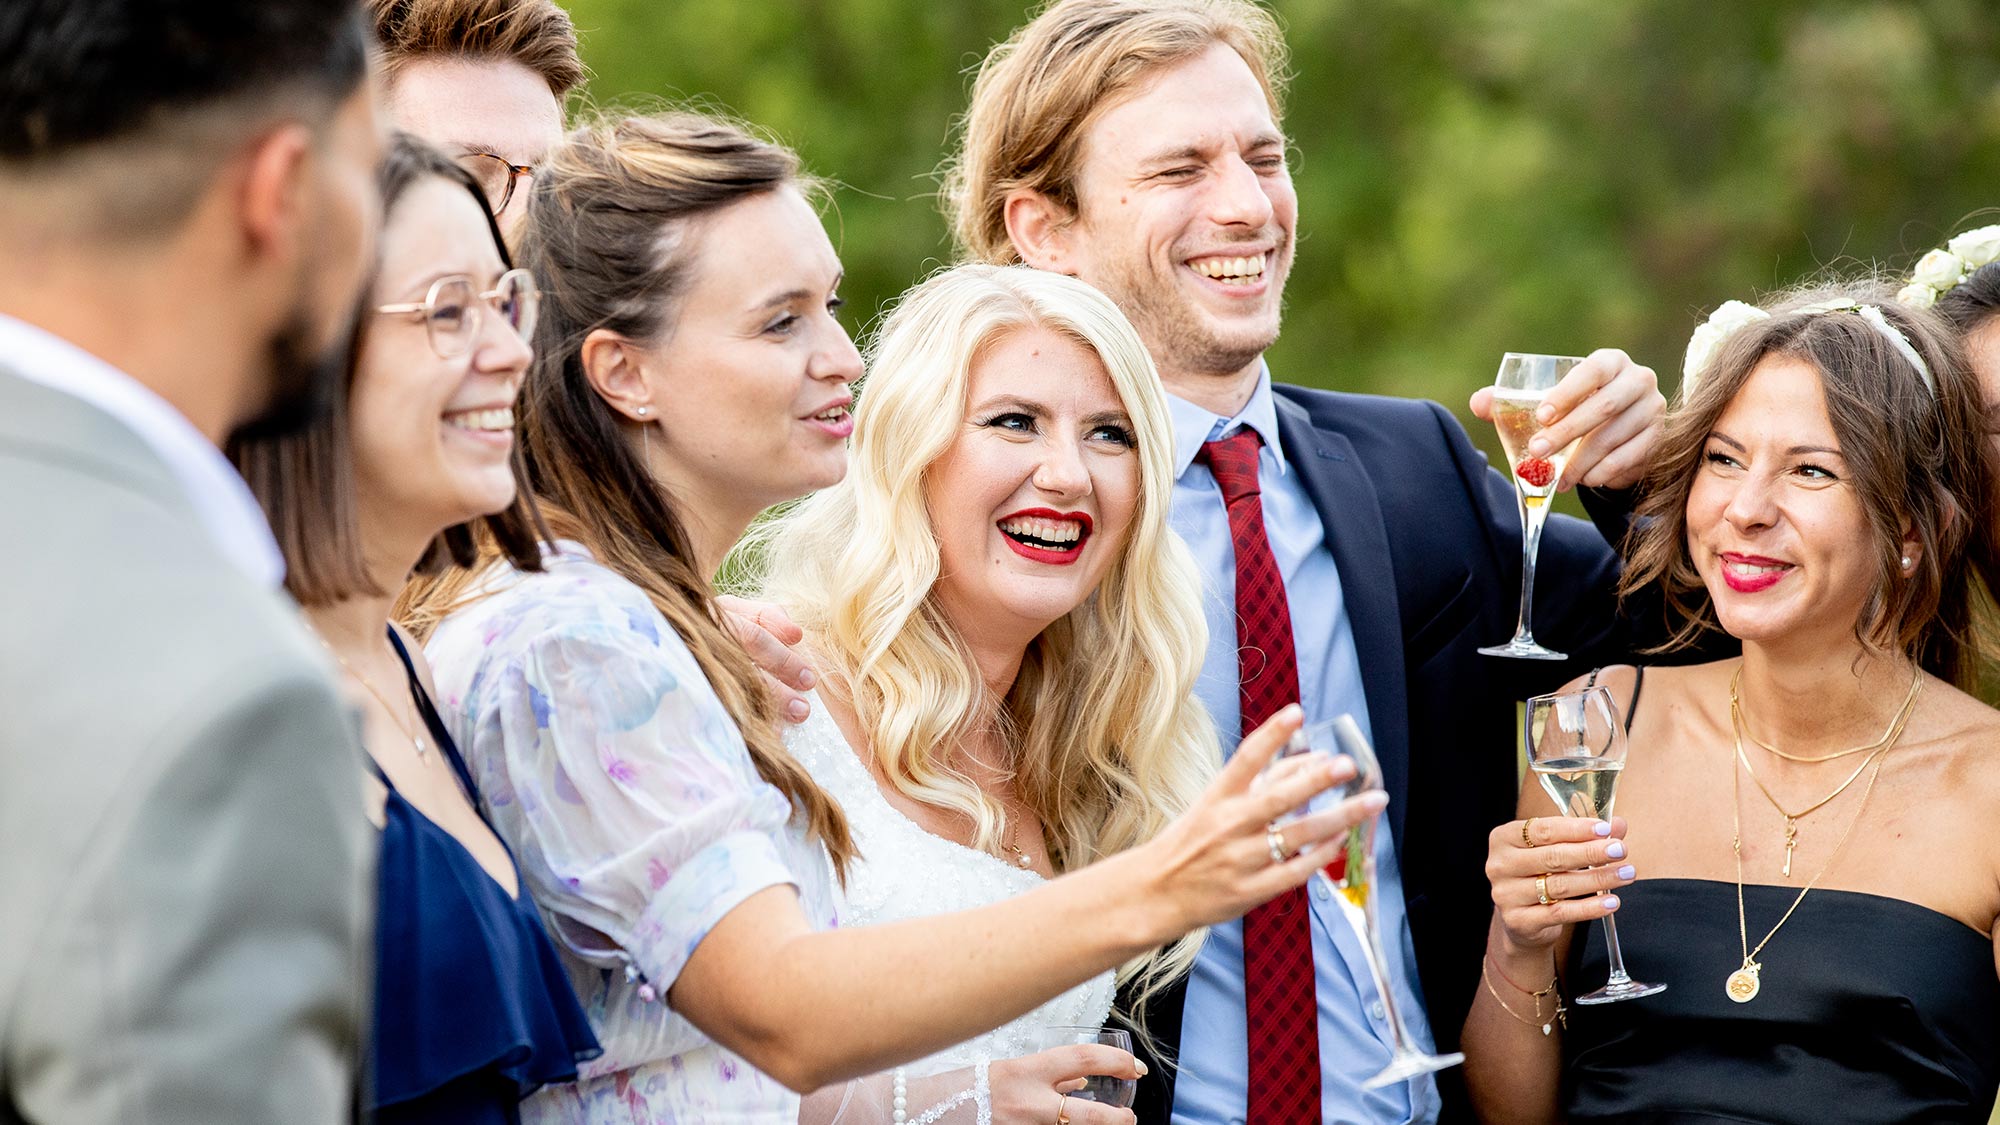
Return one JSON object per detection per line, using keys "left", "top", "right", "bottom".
{"left": 1266, "top": 823, "right": 1289, "bottom": 865}
{"left": 1056, "top": 1092, "right": 1072, "bottom": 1125}
{"left": 1535, "top": 873, "right": 1553, "bottom": 906}
{"left": 1521, "top": 817, "right": 1535, "bottom": 849}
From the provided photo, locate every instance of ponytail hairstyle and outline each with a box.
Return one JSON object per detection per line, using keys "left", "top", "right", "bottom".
{"left": 401, "top": 111, "right": 855, "bottom": 877}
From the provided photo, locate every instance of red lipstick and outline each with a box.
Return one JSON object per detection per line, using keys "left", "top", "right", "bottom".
{"left": 997, "top": 508, "right": 1094, "bottom": 567}
{"left": 1719, "top": 552, "right": 1793, "bottom": 594}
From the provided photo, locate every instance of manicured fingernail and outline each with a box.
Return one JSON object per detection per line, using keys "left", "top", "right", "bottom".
{"left": 1536, "top": 403, "right": 1556, "bottom": 424}
{"left": 1528, "top": 437, "right": 1549, "bottom": 456}
{"left": 796, "top": 668, "right": 815, "bottom": 689}
{"left": 1593, "top": 821, "right": 1613, "bottom": 837}
{"left": 786, "top": 699, "right": 809, "bottom": 722}
{"left": 1360, "top": 791, "right": 1389, "bottom": 812}
{"left": 1602, "top": 895, "right": 1621, "bottom": 911}
{"left": 1136, "top": 1061, "right": 1149, "bottom": 1076}
{"left": 1616, "top": 864, "right": 1636, "bottom": 881}
{"left": 1280, "top": 703, "right": 1303, "bottom": 722}
{"left": 1605, "top": 839, "right": 1626, "bottom": 859}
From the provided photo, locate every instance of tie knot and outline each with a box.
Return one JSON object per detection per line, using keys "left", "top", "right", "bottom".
{"left": 1198, "top": 428, "right": 1264, "bottom": 505}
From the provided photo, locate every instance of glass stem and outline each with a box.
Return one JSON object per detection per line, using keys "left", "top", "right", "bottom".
{"left": 1351, "top": 871, "right": 1418, "bottom": 1053}
{"left": 1600, "top": 911, "right": 1635, "bottom": 984}
{"left": 1512, "top": 496, "right": 1549, "bottom": 642}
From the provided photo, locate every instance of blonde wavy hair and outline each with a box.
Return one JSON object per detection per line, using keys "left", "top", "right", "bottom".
{"left": 745, "top": 263, "right": 1218, "bottom": 1013}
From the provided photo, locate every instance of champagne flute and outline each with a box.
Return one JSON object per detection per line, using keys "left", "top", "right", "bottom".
{"left": 1030, "top": 1026, "right": 1136, "bottom": 1109}
{"left": 1479, "top": 352, "right": 1587, "bottom": 660}
{"left": 1281, "top": 716, "right": 1463, "bottom": 1088}
{"left": 1524, "top": 686, "right": 1665, "bottom": 1004}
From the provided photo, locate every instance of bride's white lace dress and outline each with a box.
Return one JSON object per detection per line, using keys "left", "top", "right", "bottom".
{"left": 785, "top": 695, "right": 1114, "bottom": 1078}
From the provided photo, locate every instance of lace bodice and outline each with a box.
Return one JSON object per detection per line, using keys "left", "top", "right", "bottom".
{"left": 785, "top": 696, "right": 1115, "bottom": 1075}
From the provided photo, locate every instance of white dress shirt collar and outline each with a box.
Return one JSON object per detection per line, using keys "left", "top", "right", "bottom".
{"left": 0, "top": 313, "right": 285, "bottom": 588}
{"left": 1165, "top": 362, "right": 1291, "bottom": 479}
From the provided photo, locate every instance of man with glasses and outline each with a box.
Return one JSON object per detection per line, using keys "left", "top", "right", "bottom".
{"left": 370, "top": 0, "right": 584, "bottom": 232}
{"left": 0, "top": 1, "right": 382, "bottom": 1121}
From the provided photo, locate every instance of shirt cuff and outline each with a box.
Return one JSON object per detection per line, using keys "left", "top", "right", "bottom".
{"left": 628, "top": 828, "right": 800, "bottom": 990}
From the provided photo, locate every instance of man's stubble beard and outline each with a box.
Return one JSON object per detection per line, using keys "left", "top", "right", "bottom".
{"left": 226, "top": 255, "right": 357, "bottom": 445}
{"left": 1092, "top": 251, "right": 1285, "bottom": 390}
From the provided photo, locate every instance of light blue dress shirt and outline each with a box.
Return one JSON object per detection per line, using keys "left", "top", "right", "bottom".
{"left": 1167, "top": 371, "right": 1441, "bottom": 1125}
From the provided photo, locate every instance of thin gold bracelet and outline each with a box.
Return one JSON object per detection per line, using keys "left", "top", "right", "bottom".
{"left": 1480, "top": 958, "right": 1567, "bottom": 1036}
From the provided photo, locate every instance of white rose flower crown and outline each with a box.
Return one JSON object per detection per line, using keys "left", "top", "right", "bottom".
{"left": 1680, "top": 298, "right": 1935, "bottom": 403}
{"left": 1896, "top": 223, "right": 2000, "bottom": 310}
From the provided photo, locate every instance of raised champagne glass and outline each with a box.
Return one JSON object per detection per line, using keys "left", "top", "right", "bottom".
{"left": 1525, "top": 686, "right": 1665, "bottom": 1004}
{"left": 1479, "top": 353, "right": 1587, "bottom": 660}
{"left": 1282, "top": 716, "right": 1463, "bottom": 1088}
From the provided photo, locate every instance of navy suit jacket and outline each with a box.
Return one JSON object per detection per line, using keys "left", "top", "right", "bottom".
{"left": 1129, "top": 382, "right": 1664, "bottom": 1124}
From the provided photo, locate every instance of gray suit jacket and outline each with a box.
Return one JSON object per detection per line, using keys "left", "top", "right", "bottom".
{"left": 0, "top": 369, "right": 372, "bottom": 1123}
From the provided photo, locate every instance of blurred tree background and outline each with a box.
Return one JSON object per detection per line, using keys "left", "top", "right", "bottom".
{"left": 561, "top": 0, "right": 2000, "bottom": 473}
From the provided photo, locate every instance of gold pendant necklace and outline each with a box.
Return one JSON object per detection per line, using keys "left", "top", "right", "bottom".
{"left": 1726, "top": 715, "right": 1895, "bottom": 1003}
{"left": 999, "top": 809, "right": 1034, "bottom": 869}
{"left": 1728, "top": 673, "right": 1920, "bottom": 877}
{"left": 315, "top": 633, "right": 431, "bottom": 761}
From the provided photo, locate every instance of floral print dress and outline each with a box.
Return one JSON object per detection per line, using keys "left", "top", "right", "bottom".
{"left": 424, "top": 543, "right": 840, "bottom": 1124}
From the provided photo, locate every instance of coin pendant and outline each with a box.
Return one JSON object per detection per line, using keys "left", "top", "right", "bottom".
{"left": 1725, "top": 965, "right": 1760, "bottom": 1003}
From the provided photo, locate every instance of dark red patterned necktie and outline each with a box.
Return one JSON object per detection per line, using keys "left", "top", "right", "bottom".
{"left": 1199, "top": 429, "right": 1320, "bottom": 1125}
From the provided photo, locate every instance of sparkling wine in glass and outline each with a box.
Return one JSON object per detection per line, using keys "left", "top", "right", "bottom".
{"left": 1524, "top": 686, "right": 1665, "bottom": 1005}
{"left": 1031, "top": 1026, "right": 1136, "bottom": 1109}
{"left": 1281, "top": 716, "right": 1463, "bottom": 1088}
{"left": 1479, "top": 353, "right": 1587, "bottom": 660}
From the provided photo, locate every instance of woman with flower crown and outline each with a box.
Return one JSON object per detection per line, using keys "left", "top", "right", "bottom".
{"left": 1903, "top": 224, "right": 2000, "bottom": 410}
{"left": 1459, "top": 283, "right": 2000, "bottom": 1122}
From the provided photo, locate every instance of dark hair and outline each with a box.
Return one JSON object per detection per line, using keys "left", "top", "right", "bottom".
{"left": 369, "top": 0, "right": 585, "bottom": 99}
{"left": 1934, "top": 261, "right": 2000, "bottom": 338}
{"left": 231, "top": 131, "right": 546, "bottom": 606}
{"left": 1620, "top": 282, "right": 1997, "bottom": 688}
{"left": 400, "top": 111, "right": 857, "bottom": 880}
{"left": 0, "top": 0, "right": 369, "bottom": 160}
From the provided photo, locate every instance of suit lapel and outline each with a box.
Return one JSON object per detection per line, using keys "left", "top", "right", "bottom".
{"left": 1272, "top": 395, "right": 1412, "bottom": 849}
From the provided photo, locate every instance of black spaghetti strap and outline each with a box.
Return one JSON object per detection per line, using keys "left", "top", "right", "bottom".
{"left": 1626, "top": 667, "right": 1646, "bottom": 734}
{"left": 1584, "top": 665, "right": 1645, "bottom": 734}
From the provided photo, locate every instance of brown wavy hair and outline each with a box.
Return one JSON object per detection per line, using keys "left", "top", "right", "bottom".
{"left": 1619, "top": 282, "right": 1997, "bottom": 689}
{"left": 368, "top": 0, "right": 586, "bottom": 99}
{"left": 399, "top": 111, "right": 855, "bottom": 877}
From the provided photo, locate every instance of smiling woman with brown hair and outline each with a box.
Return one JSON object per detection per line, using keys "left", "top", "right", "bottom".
{"left": 1463, "top": 284, "right": 2000, "bottom": 1124}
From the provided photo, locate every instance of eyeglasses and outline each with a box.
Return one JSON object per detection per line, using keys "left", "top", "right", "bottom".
{"left": 457, "top": 152, "right": 535, "bottom": 215}
{"left": 375, "top": 268, "right": 540, "bottom": 359}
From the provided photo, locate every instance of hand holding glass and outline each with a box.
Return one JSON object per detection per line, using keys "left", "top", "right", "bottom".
{"left": 1030, "top": 1026, "right": 1136, "bottom": 1110}
{"left": 1274, "top": 716, "right": 1463, "bottom": 1088}
{"left": 1524, "top": 686, "right": 1665, "bottom": 1004}
{"left": 1480, "top": 353, "right": 1586, "bottom": 660}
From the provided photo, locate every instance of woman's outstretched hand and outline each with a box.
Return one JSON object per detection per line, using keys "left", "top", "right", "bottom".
{"left": 1138, "top": 704, "right": 1387, "bottom": 932}
{"left": 1485, "top": 815, "right": 1635, "bottom": 954}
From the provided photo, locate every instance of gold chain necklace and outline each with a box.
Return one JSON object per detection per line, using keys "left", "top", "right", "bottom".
{"left": 1729, "top": 676, "right": 1919, "bottom": 877}
{"left": 999, "top": 810, "right": 1033, "bottom": 869}
{"left": 1725, "top": 719, "right": 1894, "bottom": 1003}
{"left": 315, "top": 634, "right": 431, "bottom": 761}
{"left": 1730, "top": 666, "right": 1921, "bottom": 763}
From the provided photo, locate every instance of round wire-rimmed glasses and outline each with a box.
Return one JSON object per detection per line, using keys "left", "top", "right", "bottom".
{"left": 374, "top": 268, "right": 539, "bottom": 359}
{"left": 456, "top": 151, "right": 535, "bottom": 215}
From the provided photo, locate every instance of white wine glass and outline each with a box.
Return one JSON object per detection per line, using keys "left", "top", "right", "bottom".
{"left": 1030, "top": 1025, "right": 1135, "bottom": 1109}
{"left": 1278, "top": 716, "right": 1463, "bottom": 1088}
{"left": 1524, "top": 686, "right": 1665, "bottom": 1004}
{"left": 1479, "top": 352, "right": 1586, "bottom": 660}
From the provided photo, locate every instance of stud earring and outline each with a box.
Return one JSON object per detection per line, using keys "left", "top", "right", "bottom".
{"left": 636, "top": 405, "right": 651, "bottom": 418}
{"left": 1901, "top": 555, "right": 1914, "bottom": 570}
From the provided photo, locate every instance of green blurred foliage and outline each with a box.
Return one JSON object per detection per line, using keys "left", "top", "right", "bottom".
{"left": 562, "top": 0, "right": 2000, "bottom": 469}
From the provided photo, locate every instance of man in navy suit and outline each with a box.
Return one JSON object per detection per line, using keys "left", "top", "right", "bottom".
{"left": 944, "top": 2, "right": 1665, "bottom": 1122}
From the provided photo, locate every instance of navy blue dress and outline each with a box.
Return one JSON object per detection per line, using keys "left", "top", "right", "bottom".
{"left": 368, "top": 630, "right": 600, "bottom": 1124}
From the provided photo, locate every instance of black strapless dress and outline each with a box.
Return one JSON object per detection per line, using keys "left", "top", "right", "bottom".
{"left": 1559, "top": 878, "right": 1999, "bottom": 1123}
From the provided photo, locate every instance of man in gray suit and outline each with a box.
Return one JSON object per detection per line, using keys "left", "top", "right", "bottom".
{"left": 0, "top": 2, "right": 384, "bottom": 1121}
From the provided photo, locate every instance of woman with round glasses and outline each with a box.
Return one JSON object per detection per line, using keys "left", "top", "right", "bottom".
{"left": 230, "top": 132, "right": 598, "bottom": 1123}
